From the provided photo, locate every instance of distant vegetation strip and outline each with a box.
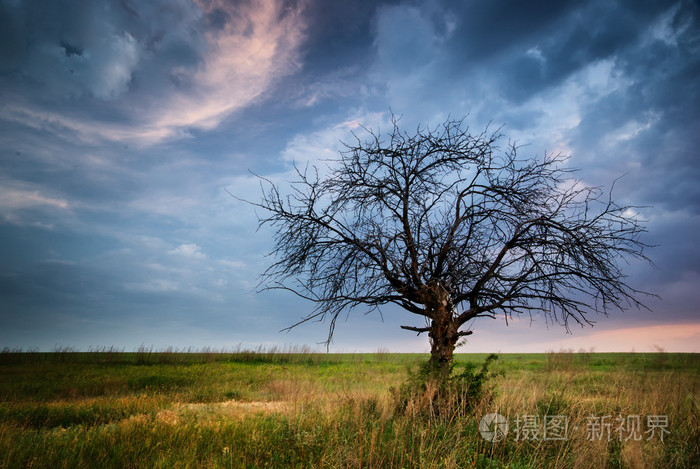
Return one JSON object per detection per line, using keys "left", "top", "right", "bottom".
{"left": 1, "top": 345, "right": 697, "bottom": 371}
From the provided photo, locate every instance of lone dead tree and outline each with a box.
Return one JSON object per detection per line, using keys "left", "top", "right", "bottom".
{"left": 251, "top": 115, "right": 652, "bottom": 373}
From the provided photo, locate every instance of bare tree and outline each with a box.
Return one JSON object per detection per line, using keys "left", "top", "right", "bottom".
{"left": 249, "top": 115, "right": 653, "bottom": 374}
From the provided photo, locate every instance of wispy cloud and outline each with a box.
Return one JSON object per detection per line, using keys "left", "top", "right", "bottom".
{"left": 145, "top": 0, "right": 307, "bottom": 140}
{"left": 0, "top": 180, "right": 70, "bottom": 226}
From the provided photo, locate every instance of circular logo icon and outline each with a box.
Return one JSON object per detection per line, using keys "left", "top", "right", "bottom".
{"left": 479, "top": 413, "right": 508, "bottom": 442}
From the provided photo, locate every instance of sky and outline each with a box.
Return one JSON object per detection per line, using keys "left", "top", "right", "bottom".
{"left": 1, "top": 0, "right": 699, "bottom": 353}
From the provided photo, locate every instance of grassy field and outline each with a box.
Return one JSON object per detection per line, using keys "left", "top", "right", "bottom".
{"left": 0, "top": 348, "right": 697, "bottom": 468}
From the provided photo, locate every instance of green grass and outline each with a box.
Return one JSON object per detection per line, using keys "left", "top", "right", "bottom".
{"left": 1, "top": 349, "right": 698, "bottom": 468}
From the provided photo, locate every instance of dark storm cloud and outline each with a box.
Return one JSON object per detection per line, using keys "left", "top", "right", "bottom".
{"left": 300, "top": 0, "right": 379, "bottom": 72}
{"left": 555, "top": 0, "right": 700, "bottom": 261}
{"left": 440, "top": 0, "right": 668, "bottom": 96}
{"left": 271, "top": 0, "right": 401, "bottom": 109}
{"left": 443, "top": 0, "right": 582, "bottom": 61}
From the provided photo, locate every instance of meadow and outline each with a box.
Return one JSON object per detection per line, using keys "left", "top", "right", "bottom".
{"left": 0, "top": 347, "right": 697, "bottom": 468}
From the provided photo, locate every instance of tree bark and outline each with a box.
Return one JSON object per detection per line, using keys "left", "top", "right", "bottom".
{"left": 428, "top": 312, "right": 459, "bottom": 378}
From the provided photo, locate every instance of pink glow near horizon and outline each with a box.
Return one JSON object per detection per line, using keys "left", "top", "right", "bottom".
{"left": 463, "top": 322, "right": 700, "bottom": 353}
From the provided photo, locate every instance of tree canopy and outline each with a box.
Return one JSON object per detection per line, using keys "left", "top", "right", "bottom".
{"left": 250, "top": 115, "right": 653, "bottom": 367}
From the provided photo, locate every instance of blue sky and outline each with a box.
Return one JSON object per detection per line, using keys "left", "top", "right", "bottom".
{"left": 1, "top": 0, "right": 698, "bottom": 353}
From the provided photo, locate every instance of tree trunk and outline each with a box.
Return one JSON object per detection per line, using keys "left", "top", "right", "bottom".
{"left": 428, "top": 314, "right": 458, "bottom": 378}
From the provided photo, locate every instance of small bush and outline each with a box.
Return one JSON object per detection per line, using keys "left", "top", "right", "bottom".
{"left": 393, "top": 353, "right": 500, "bottom": 419}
